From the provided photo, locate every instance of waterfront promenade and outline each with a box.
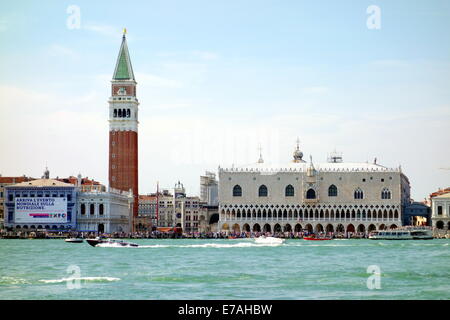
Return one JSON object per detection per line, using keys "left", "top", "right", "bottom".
{"left": 1, "top": 226, "right": 447, "bottom": 240}
{"left": 0, "top": 229, "right": 365, "bottom": 239}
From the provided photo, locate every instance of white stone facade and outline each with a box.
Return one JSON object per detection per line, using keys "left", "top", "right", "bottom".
{"left": 76, "top": 187, "right": 133, "bottom": 233}
{"left": 155, "top": 195, "right": 174, "bottom": 227}
{"left": 181, "top": 198, "right": 202, "bottom": 232}
{"left": 156, "top": 194, "right": 203, "bottom": 232}
{"left": 431, "top": 193, "right": 450, "bottom": 230}
{"left": 218, "top": 152, "right": 410, "bottom": 234}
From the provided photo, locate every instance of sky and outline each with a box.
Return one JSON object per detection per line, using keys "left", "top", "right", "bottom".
{"left": 0, "top": 0, "right": 449, "bottom": 200}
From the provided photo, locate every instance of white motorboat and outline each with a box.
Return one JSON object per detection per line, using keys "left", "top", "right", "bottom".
{"left": 254, "top": 236, "right": 285, "bottom": 244}
{"left": 86, "top": 238, "right": 139, "bottom": 247}
{"left": 369, "top": 228, "right": 433, "bottom": 240}
{"left": 64, "top": 238, "right": 84, "bottom": 243}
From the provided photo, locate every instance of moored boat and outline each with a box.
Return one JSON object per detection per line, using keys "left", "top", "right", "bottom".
{"left": 369, "top": 228, "right": 433, "bottom": 240}
{"left": 409, "top": 229, "right": 434, "bottom": 240}
{"left": 303, "top": 237, "right": 332, "bottom": 241}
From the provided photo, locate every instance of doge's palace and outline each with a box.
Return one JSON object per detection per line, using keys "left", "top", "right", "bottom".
{"left": 218, "top": 141, "right": 410, "bottom": 234}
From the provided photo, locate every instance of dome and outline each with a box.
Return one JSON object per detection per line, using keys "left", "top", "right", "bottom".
{"left": 292, "top": 138, "right": 305, "bottom": 162}
{"left": 293, "top": 149, "right": 303, "bottom": 162}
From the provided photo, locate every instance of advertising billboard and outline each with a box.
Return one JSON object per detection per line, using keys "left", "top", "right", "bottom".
{"left": 15, "top": 197, "right": 68, "bottom": 223}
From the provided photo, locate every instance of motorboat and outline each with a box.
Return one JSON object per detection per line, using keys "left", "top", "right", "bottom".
{"left": 254, "top": 236, "right": 285, "bottom": 244}
{"left": 86, "top": 237, "right": 139, "bottom": 247}
{"left": 86, "top": 237, "right": 103, "bottom": 247}
{"left": 64, "top": 238, "right": 84, "bottom": 243}
{"left": 369, "top": 228, "right": 433, "bottom": 240}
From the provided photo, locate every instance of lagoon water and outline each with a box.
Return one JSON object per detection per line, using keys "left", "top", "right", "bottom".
{"left": 0, "top": 238, "right": 449, "bottom": 300}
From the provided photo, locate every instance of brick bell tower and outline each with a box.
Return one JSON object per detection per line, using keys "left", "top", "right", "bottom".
{"left": 108, "top": 29, "right": 139, "bottom": 219}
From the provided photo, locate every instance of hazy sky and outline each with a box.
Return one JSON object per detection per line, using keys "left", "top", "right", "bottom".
{"left": 0, "top": 0, "right": 449, "bottom": 200}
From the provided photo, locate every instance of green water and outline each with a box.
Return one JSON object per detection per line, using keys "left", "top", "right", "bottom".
{"left": 0, "top": 239, "right": 449, "bottom": 300}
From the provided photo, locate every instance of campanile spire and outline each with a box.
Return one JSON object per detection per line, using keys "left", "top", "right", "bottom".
{"left": 108, "top": 31, "right": 139, "bottom": 218}
{"left": 113, "top": 31, "right": 135, "bottom": 81}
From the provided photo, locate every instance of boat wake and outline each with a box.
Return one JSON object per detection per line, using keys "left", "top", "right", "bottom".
{"left": 136, "top": 242, "right": 284, "bottom": 249}
{"left": 285, "top": 243, "right": 362, "bottom": 247}
{"left": 96, "top": 243, "right": 139, "bottom": 248}
{"left": 0, "top": 276, "right": 30, "bottom": 285}
{"left": 39, "top": 276, "right": 120, "bottom": 284}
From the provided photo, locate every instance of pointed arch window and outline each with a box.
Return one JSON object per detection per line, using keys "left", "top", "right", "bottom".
{"left": 285, "top": 185, "right": 294, "bottom": 197}
{"left": 118, "top": 109, "right": 122, "bottom": 117}
{"left": 113, "top": 109, "right": 117, "bottom": 118}
{"left": 232, "top": 185, "right": 242, "bottom": 197}
{"left": 381, "top": 188, "right": 391, "bottom": 199}
{"left": 306, "top": 188, "right": 316, "bottom": 199}
{"left": 354, "top": 188, "right": 364, "bottom": 199}
{"left": 258, "top": 185, "right": 268, "bottom": 197}
{"left": 328, "top": 185, "right": 338, "bottom": 197}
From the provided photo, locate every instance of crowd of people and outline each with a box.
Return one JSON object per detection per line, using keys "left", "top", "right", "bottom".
{"left": 0, "top": 229, "right": 369, "bottom": 239}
